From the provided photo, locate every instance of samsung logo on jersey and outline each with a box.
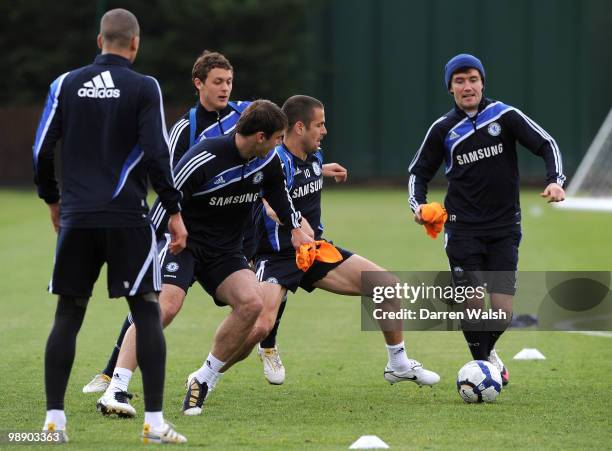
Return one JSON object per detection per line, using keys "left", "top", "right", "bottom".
{"left": 209, "top": 193, "right": 258, "bottom": 206}
{"left": 456, "top": 143, "right": 503, "bottom": 166}
{"left": 292, "top": 179, "right": 323, "bottom": 199}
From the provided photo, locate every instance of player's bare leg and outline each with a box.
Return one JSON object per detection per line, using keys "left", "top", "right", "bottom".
{"left": 182, "top": 269, "right": 263, "bottom": 415}
{"left": 257, "top": 293, "right": 288, "bottom": 384}
{"left": 220, "top": 282, "right": 286, "bottom": 371}
{"left": 313, "top": 254, "right": 440, "bottom": 386}
{"left": 211, "top": 270, "right": 265, "bottom": 360}
{"left": 253, "top": 284, "right": 287, "bottom": 384}
{"left": 97, "top": 285, "right": 186, "bottom": 417}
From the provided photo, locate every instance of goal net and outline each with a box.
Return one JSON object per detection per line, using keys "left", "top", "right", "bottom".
{"left": 556, "top": 108, "right": 612, "bottom": 212}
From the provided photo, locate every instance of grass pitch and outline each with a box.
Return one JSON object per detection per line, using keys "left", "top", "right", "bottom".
{"left": 0, "top": 188, "right": 611, "bottom": 450}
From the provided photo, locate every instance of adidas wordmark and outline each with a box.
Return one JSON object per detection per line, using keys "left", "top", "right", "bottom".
{"left": 77, "top": 71, "right": 120, "bottom": 99}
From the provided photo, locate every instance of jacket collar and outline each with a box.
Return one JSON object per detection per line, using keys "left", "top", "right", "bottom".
{"left": 196, "top": 102, "right": 234, "bottom": 122}
{"left": 94, "top": 53, "right": 132, "bottom": 67}
{"left": 453, "top": 97, "right": 490, "bottom": 117}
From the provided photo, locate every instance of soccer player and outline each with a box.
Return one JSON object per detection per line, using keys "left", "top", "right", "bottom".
{"left": 181, "top": 95, "right": 441, "bottom": 416}
{"left": 96, "top": 100, "right": 312, "bottom": 417}
{"left": 83, "top": 51, "right": 346, "bottom": 391}
{"left": 408, "top": 54, "right": 566, "bottom": 385}
{"left": 83, "top": 49, "right": 252, "bottom": 393}
{"left": 33, "top": 8, "right": 187, "bottom": 443}
{"left": 168, "top": 50, "right": 251, "bottom": 166}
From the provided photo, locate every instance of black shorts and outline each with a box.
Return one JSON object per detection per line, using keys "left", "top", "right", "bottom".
{"left": 51, "top": 226, "right": 159, "bottom": 298}
{"left": 158, "top": 236, "right": 250, "bottom": 304}
{"left": 444, "top": 227, "right": 522, "bottom": 295}
{"left": 254, "top": 243, "right": 353, "bottom": 293}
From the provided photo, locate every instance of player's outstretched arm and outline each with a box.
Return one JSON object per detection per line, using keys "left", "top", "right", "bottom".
{"left": 540, "top": 183, "right": 566, "bottom": 203}
{"left": 322, "top": 162, "right": 348, "bottom": 183}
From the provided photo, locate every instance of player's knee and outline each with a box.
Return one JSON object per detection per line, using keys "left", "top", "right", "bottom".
{"left": 160, "top": 293, "right": 184, "bottom": 326}
{"left": 127, "top": 295, "right": 161, "bottom": 326}
{"left": 381, "top": 273, "right": 401, "bottom": 289}
{"left": 363, "top": 271, "right": 400, "bottom": 298}
{"left": 160, "top": 304, "right": 178, "bottom": 327}
{"left": 235, "top": 292, "right": 264, "bottom": 320}
{"left": 54, "top": 295, "right": 89, "bottom": 334}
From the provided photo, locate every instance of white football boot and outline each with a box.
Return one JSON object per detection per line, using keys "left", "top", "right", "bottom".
{"left": 82, "top": 374, "right": 111, "bottom": 393}
{"left": 258, "top": 345, "right": 285, "bottom": 385}
{"left": 141, "top": 422, "right": 187, "bottom": 444}
{"left": 488, "top": 348, "right": 509, "bottom": 386}
{"left": 43, "top": 422, "right": 69, "bottom": 443}
{"left": 384, "top": 359, "right": 440, "bottom": 386}
{"left": 96, "top": 389, "right": 136, "bottom": 418}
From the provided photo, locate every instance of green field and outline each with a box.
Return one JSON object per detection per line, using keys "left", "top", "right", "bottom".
{"left": 1, "top": 188, "right": 611, "bottom": 450}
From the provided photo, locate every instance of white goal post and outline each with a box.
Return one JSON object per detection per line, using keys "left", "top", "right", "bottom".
{"left": 556, "top": 107, "right": 612, "bottom": 212}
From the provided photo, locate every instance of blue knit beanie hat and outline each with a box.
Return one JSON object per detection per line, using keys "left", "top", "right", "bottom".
{"left": 444, "top": 54, "right": 485, "bottom": 89}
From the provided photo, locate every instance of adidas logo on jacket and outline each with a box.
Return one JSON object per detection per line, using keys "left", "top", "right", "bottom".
{"left": 77, "top": 70, "right": 120, "bottom": 98}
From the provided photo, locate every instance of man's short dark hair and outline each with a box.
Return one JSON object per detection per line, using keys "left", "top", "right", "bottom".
{"left": 192, "top": 50, "right": 233, "bottom": 83}
{"left": 100, "top": 9, "right": 140, "bottom": 49}
{"left": 282, "top": 95, "right": 324, "bottom": 130}
{"left": 236, "top": 100, "right": 288, "bottom": 138}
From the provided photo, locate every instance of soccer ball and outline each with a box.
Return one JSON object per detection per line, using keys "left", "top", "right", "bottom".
{"left": 456, "top": 360, "right": 503, "bottom": 403}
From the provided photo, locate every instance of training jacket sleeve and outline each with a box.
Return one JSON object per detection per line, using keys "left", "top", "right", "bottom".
{"left": 139, "top": 76, "right": 181, "bottom": 214}
{"left": 168, "top": 117, "right": 190, "bottom": 169}
{"left": 506, "top": 110, "right": 566, "bottom": 187}
{"left": 149, "top": 147, "right": 210, "bottom": 235}
{"left": 262, "top": 153, "right": 302, "bottom": 229}
{"left": 408, "top": 120, "right": 446, "bottom": 212}
{"left": 33, "top": 73, "right": 68, "bottom": 204}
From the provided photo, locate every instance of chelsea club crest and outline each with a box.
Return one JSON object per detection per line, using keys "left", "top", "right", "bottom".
{"left": 487, "top": 122, "right": 501, "bottom": 136}
{"left": 253, "top": 171, "right": 264, "bottom": 184}
{"left": 312, "top": 162, "right": 321, "bottom": 176}
{"left": 166, "top": 262, "right": 179, "bottom": 273}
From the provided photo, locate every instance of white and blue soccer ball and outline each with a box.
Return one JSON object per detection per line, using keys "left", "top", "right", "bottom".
{"left": 456, "top": 360, "right": 503, "bottom": 403}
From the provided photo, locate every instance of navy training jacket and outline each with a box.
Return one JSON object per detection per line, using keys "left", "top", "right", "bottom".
{"left": 408, "top": 98, "right": 565, "bottom": 231}
{"left": 33, "top": 53, "right": 181, "bottom": 228}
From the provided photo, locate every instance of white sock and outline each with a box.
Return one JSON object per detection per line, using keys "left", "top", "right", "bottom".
{"left": 144, "top": 411, "right": 164, "bottom": 429}
{"left": 44, "top": 409, "right": 66, "bottom": 429}
{"left": 194, "top": 353, "right": 225, "bottom": 389}
{"left": 386, "top": 341, "right": 411, "bottom": 372}
{"left": 209, "top": 371, "right": 224, "bottom": 392}
{"left": 108, "top": 367, "right": 132, "bottom": 393}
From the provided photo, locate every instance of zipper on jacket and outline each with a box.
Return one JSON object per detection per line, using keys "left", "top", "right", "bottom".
{"left": 470, "top": 114, "right": 478, "bottom": 131}
{"left": 217, "top": 111, "right": 224, "bottom": 134}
